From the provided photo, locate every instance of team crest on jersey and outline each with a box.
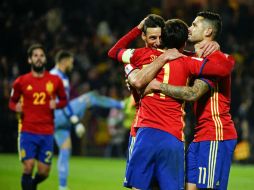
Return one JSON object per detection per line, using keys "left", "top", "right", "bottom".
{"left": 46, "top": 81, "right": 54, "bottom": 95}
{"left": 26, "top": 85, "right": 33, "bottom": 91}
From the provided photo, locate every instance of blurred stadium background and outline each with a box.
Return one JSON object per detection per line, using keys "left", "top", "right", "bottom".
{"left": 0, "top": 0, "right": 254, "bottom": 189}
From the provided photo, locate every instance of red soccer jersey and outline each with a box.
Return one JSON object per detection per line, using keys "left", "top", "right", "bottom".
{"left": 9, "top": 71, "right": 67, "bottom": 135}
{"left": 193, "top": 75, "right": 237, "bottom": 142}
{"left": 126, "top": 50, "right": 234, "bottom": 141}
{"left": 125, "top": 48, "right": 163, "bottom": 137}
{"left": 108, "top": 26, "right": 235, "bottom": 140}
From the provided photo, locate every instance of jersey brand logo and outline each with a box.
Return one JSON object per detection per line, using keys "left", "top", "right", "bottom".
{"left": 26, "top": 85, "right": 33, "bottom": 91}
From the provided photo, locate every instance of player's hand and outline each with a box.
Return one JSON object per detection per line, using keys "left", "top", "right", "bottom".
{"left": 75, "top": 123, "right": 86, "bottom": 138}
{"left": 141, "top": 79, "right": 161, "bottom": 97}
{"left": 125, "top": 79, "right": 131, "bottom": 91}
{"left": 161, "top": 48, "right": 185, "bottom": 62}
{"left": 49, "top": 98, "right": 56, "bottom": 109}
{"left": 70, "top": 115, "right": 79, "bottom": 125}
{"left": 199, "top": 40, "right": 220, "bottom": 57}
{"left": 15, "top": 102, "right": 22, "bottom": 112}
{"left": 137, "top": 17, "right": 147, "bottom": 30}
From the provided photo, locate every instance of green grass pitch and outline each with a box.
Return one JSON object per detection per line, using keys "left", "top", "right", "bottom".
{"left": 0, "top": 154, "right": 253, "bottom": 190}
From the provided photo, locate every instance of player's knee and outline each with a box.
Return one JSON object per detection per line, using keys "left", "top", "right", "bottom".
{"left": 37, "top": 163, "right": 51, "bottom": 176}
{"left": 23, "top": 159, "right": 35, "bottom": 174}
{"left": 37, "top": 170, "right": 50, "bottom": 178}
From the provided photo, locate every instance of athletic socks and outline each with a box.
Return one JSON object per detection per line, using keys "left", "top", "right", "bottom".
{"left": 21, "top": 173, "right": 33, "bottom": 190}
{"left": 33, "top": 173, "right": 47, "bottom": 189}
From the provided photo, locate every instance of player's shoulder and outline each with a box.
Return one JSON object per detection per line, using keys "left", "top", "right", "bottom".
{"left": 207, "top": 50, "right": 230, "bottom": 60}
{"left": 49, "top": 67, "right": 58, "bottom": 75}
{"left": 46, "top": 71, "right": 62, "bottom": 81}
{"left": 15, "top": 72, "right": 32, "bottom": 83}
{"left": 181, "top": 56, "right": 204, "bottom": 62}
{"left": 132, "top": 47, "right": 149, "bottom": 55}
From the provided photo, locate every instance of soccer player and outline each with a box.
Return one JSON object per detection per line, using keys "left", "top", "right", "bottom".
{"left": 123, "top": 17, "right": 234, "bottom": 189}
{"left": 143, "top": 11, "right": 237, "bottom": 190}
{"left": 9, "top": 44, "right": 67, "bottom": 190}
{"left": 51, "top": 50, "right": 124, "bottom": 190}
{"left": 108, "top": 14, "right": 229, "bottom": 190}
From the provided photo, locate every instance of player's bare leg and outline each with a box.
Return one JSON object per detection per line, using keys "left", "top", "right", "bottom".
{"left": 23, "top": 159, "right": 35, "bottom": 174}
{"left": 33, "top": 162, "right": 51, "bottom": 189}
{"left": 21, "top": 159, "right": 35, "bottom": 190}
{"left": 186, "top": 182, "right": 198, "bottom": 190}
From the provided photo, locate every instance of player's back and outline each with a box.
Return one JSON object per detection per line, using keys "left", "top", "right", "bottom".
{"left": 135, "top": 55, "right": 207, "bottom": 141}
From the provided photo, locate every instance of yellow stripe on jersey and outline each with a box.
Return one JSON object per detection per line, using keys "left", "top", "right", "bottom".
{"left": 210, "top": 85, "right": 223, "bottom": 140}
{"left": 160, "top": 63, "right": 170, "bottom": 99}
{"left": 180, "top": 103, "right": 186, "bottom": 141}
{"left": 122, "top": 49, "right": 134, "bottom": 64}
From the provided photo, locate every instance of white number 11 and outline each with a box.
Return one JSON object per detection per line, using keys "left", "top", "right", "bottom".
{"left": 198, "top": 167, "right": 206, "bottom": 184}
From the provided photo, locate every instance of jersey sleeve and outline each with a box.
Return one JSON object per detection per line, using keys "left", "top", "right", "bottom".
{"left": 108, "top": 27, "right": 142, "bottom": 61}
{"left": 198, "top": 77, "right": 216, "bottom": 90}
{"left": 184, "top": 50, "right": 235, "bottom": 78}
{"left": 123, "top": 48, "right": 144, "bottom": 77}
{"left": 9, "top": 77, "right": 22, "bottom": 111}
{"left": 199, "top": 50, "right": 235, "bottom": 77}
{"left": 55, "top": 78, "right": 67, "bottom": 109}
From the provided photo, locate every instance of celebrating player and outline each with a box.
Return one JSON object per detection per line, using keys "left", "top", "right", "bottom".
{"left": 143, "top": 11, "right": 237, "bottom": 190}
{"left": 109, "top": 13, "right": 234, "bottom": 189}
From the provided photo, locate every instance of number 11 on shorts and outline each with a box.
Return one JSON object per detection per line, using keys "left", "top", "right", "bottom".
{"left": 198, "top": 167, "right": 206, "bottom": 184}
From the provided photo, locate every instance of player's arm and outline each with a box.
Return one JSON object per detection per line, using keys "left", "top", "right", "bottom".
{"left": 9, "top": 78, "right": 23, "bottom": 112}
{"left": 187, "top": 51, "right": 235, "bottom": 78}
{"left": 202, "top": 51, "right": 235, "bottom": 76}
{"left": 108, "top": 19, "right": 145, "bottom": 61}
{"left": 128, "top": 49, "right": 184, "bottom": 90}
{"left": 143, "top": 78, "right": 210, "bottom": 101}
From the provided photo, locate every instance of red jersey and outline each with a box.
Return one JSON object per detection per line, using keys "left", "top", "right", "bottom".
{"left": 125, "top": 50, "right": 234, "bottom": 141}
{"left": 9, "top": 71, "right": 67, "bottom": 135}
{"left": 108, "top": 26, "right": 235, "bottom": 140}
{"left": 193, "top": 75, "right": 237, "bottom": 142}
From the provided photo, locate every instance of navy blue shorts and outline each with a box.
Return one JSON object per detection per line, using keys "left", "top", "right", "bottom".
{"left": 18, "top": 132, "right": 54, "bottom": 165}
{"left": 186, "top": 140, "right": 237, "bottom": 189}
{"left": 124, "top": 127, "right": 184, "bottom": 190}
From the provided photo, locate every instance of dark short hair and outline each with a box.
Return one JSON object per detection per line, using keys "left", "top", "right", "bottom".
{"left": 162, "top": 19, "right": 188, "bottom": 49}
{"left": 197, "top": 11, "right": 222, "bottom": 40}
{"left": 55, "top": 50, "right": 73, "bottom": 63}
{"left": 143, "top": 14, "right": 165, "bottom": 34}
{"left": 27, "top": 43, "right": 46, "bottom": 58}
